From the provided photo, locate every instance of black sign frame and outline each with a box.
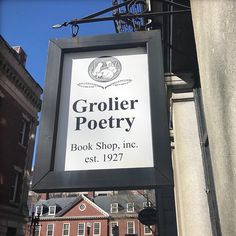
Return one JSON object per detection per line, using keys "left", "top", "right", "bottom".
{"left": 32, "top": 30, "right": 173, "bottom": 192}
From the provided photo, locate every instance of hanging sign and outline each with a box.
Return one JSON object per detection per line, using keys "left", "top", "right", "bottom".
{"left": 138, "top": 207, "right": 157, "bottom": 226}
{"left": 32, "top": 30, "right": 173, "bottom": 192}
{"left": 57, "top": 48, "right": 154, "bottom": 171}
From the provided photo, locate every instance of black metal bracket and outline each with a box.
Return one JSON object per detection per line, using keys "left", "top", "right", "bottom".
{"left": 52, "top": 0, "right": 190, "bottom": 37}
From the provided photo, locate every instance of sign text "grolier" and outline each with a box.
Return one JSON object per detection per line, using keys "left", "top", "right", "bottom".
{"left": 72, "top": 97, "right": 138, "bottom": 132}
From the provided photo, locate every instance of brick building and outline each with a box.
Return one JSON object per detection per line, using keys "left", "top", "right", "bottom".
{"left": 0, "top": 35, "right": 42, "bottom": 235}
{"left": 28, "top": 192, "right": 156, "bottom": 236}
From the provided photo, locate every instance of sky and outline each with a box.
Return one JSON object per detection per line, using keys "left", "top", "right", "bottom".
{"left": 0, "top": 0, "right": 116, "bottom": 167}
{"left": 0, "top": 0, "right": 116, "bottom": 88}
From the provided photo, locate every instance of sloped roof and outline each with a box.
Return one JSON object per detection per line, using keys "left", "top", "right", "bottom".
{"left": 94, "top": 193, "right": 151, "bottom": 215}
{"left": 33, "top": 194, "right": 109, "bottom": 218}
{"left": 32, "top": 192, "right": 155, "bottom": 218}
{"left": 35, "top": 197, "right": 76, "bottom": 208}
{"left": 56, "top": 195, "right": 109, "bottom": 217}
{"left": 55, "top": 195, "right": 83, "bottom": 217}
{"left": 33, "top": 197, "right": 78, "bottom": 217}
{"left": 83, "top": 195, "right": 109, "bottom": 217}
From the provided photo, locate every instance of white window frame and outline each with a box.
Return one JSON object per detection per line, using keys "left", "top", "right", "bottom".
{"left": 47, "top": 224, "right": 54, "bottom": 236}
{"left": 143, "top": 201, "right": 151, "bottom": 208}
{"left": 19, "top": 119, "right": 27, "bottom": 146}
{"left": 127, "top": 202, "right": 134, "bottom": 212}
{"left": 10, "top": 171, "right": 19, "bottom": 202}
{"left": 144, "top": 225, "right": 152, "bottom": 235}
{"left": 62, "top": 223, "right": 70, "bottom": 236}
{"left": 78, "top": 203, "right": 86, "bottom": 211}
{"left": 127, "top": 221, "right": 135, "bottom": 234}
{"left": 110, "top": 222, "right": 118, "bottom": 236}
{"left": 77, "top": 223, "right": 85, "bottom": 236}
{"left": 35, "top": 205, "right": 43, "bottom": 216}
{"left": 10, "top": 166, "right": 22, "bottom": 203}
{"left": 48, "top": 206, "right": 56, "bottom": 215}
{"left": 110, "top": 203, "right": 118, "bottom": 213}
{"left": 10, "top": 165, "right": 23, "bottom": 203}
{"left": 93, "top": 222, "right": 101, "bottom": 236}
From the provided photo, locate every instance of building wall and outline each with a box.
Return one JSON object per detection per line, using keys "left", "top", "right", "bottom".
{"left": 36, "top": 219, "right": 109, "bottom": 236}
{"left": 110, "top": 218, "right": 156, "bottom": 236}
{"left": 27, "top": 195, "right": 157, "bottom": 236}
{"left": 0, "top": 90, "right": 28, "bottom": 203}
{"left": 167, "top": 75, "right": 212, "bottom": 236}
{"left": 0, "top": 36, "right": 42, "bottom": 236}
{"left": 31, "top": 218, "right": 156, "bottom": 236}
{"left": 190, "top": 1, "right": 236, "bottom": 235}
{"left": 150, "top": 0, "right": 236, "bottom": 234}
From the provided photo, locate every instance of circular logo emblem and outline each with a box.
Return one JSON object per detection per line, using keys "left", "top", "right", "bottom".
{"left": 88, "top": 56, "right": 122, "bottom": 83}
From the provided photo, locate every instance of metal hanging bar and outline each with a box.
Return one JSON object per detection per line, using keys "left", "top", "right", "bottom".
{"left": 53, "top": 10, "right": 190, "bottom": 27}
{"left": 52, "top": 0, "right": 191, "bottom": 37}
{"left": 52, "top": 0, "right": 135, "bottom": 29}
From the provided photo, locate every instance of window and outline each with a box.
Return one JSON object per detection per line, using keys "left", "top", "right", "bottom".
{"left": 35, "top": 225, "right": 41, "bottom": 236}
{"left": 47, "top": 224, "right": 54, "bottom": 236}
{"left": 143, "top": 201, "right": 151, "bottom": 208}
{"left": 110, "top": 222, "right": 118, "bottom": 236}
{"left": 93, "top": 222, "right": 100, "bottom": 236}
{"left": 35, "top": 206, "right": 43, "bottom": 216}
{"left": 0, "top": 173, "right": 3, "bottom": 185}
{"left": 10, "top": 172, "right": 19, "bottom": 202}
{"left": 77, "top": 223, "right": 85, "bottom": 236}
{"left": 62, "top": 223, "right": 70, "bottom": 236}
{"left": 110, "top": 203, "right": 118, "bottom": 213}
{"left": 127, "top": 221, "right": 135, "bottom": 234}
{"left": 79, "top": 203, "right": 86, "bottom": 211}
{"left": 144, "top": 225, "right": 152, "bottom": 235}
{"left": 19, "top": 119, "right": 29, "bottom": 147}
{"left": 127, "top": 203, "right": 134, "bottom": 212}
{"left": 9, "top": 167, "right": 22, "bottom": 203}
{"left": 48, "top": 206, "right": 56, "bottom": 215}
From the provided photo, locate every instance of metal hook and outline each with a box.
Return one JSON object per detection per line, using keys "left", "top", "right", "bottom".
{"left": 71, "top": 24, "right": 79, "bottom": 37}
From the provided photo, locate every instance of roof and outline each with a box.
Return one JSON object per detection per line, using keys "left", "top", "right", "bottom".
{"left": 94, "top": 193, "right": 153, "bottom": 216}
{"left": 31, "top": 192, "right": 155, "bottom": 219}
{"left": 33, "top": 197, "right": 78, "bottom": 217}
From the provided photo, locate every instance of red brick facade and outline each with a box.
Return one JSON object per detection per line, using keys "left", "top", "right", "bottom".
{"left": 27, "top": 194, "right": 156, "bottom": 236}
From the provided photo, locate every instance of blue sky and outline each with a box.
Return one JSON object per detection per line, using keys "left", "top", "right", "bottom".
{"left": 0, "top": 0, "right": 116, "bottom": 167}
{"left": 0, "top": 0, "right": 115, "bottom": 88}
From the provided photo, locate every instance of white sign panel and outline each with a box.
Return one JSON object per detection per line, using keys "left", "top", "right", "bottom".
{"left": 55, "top": 47, "right": 154, "bottom": 171}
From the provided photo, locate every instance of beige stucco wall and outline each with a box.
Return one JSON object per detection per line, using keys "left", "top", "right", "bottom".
{"left": 168, "top": 75, "right": 212, "bottom": 236}
{"left": 190, "top": 1, "right": 236, "bottom": 235}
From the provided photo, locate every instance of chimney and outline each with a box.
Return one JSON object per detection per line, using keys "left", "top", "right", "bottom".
{"left": 12, "top": 46, "right": 27, "bottom": 66}
{"left": 87, "top": 191, "right": 95, "bottom": 200}
{"left": 39, "top": 193, "right": 49, "bottom": 200}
